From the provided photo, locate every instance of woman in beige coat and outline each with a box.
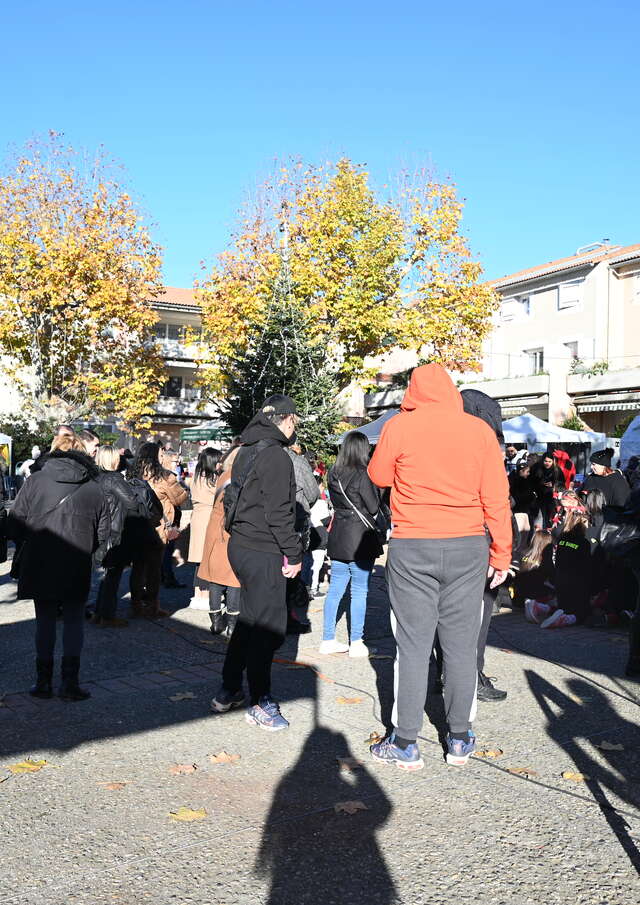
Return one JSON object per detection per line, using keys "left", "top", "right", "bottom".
{"left": 187, "top": 448, "right": 222, "bottom": 607}
{"left": 198, "top": 446, "right": 241, "bottom": 635}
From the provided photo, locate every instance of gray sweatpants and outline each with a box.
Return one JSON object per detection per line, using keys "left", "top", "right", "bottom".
{"left": 387, "top": 536, "right": 489, "bottom": 739}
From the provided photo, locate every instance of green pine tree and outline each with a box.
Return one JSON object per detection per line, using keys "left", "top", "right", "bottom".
{"left": 218, "top": 251, "right": 342, "bottom": 456}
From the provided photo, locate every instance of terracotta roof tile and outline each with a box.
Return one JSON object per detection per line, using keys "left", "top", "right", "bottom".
{"left": 152, "top": 287, "right": 200, "bottom": 309}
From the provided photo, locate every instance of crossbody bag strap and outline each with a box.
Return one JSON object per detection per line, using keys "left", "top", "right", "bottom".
{"left": 337, "top": 477, "right": 376, "bottom": 531}
{"left": 32, "top": 483, "right": 84, "bottom": 527}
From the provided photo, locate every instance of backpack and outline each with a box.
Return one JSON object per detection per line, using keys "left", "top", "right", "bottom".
{"left": 128, "top": 478, "right": 163, "bottom": 527}
{"left": 223, "top": 440, "right": 272, "bottom": 533}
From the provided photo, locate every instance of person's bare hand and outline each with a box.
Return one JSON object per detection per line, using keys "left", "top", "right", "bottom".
{"left": 282, "top": 562, "right": 302, "bottom": 579}
{"left": 487, "top": 566, "right": 508, "bottom": 589}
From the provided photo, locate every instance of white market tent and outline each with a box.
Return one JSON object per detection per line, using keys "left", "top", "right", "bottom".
{"left": 338, "top": 409, "right": 399, "bottom": 445}
{"left": 620, "top": 415, "right": 640, "bottom": 469}
{"left": 502, "top": 413, "right": 605, "bottom": 452}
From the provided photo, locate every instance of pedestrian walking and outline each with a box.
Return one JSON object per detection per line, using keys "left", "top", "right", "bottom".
{"left": 367, "top": 364, "right": 511, "bottom": 771}
{"left": 187, "top": 447, "right": 222, "bottom": 608}
{"left": 319, "top": 432, "right": 382, "bottom": 657}
{"left": 210, "top": 395, "right": 302, "bottom": 731}
{"left": 92, "top": 445, "right": 139, "bottom": 627}
{"left": 8, "top": 435, "right": 110, "bottom": 700}
{"left": 198, "top": 447, "right": 242, "bottom": 635}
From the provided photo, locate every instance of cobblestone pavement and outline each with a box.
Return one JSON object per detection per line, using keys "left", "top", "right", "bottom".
{"left": 1, "top": 554, "right": 640, "bottom": 905}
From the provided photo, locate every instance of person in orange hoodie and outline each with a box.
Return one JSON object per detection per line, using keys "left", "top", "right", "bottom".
{"left": 368, "top": 363, "right": 511, "bottom": 771}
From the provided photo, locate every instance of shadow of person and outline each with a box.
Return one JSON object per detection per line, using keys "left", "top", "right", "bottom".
{"left": 526, "top": 669, "right": 640, "bottom": 874}
{"left": 256, "top": 693, "right": 398, "bottom": 905}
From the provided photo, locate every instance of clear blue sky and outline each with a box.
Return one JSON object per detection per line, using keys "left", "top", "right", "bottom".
{"left": 2, "top": 1, "right": 638, "bottom": 286}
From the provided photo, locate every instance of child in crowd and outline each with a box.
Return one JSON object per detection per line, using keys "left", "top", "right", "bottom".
{"left": 544, "top": 509, "right": 593, "bottom": 628}
{"left": 514, "top": 530, "right": 556, "bottom": 622}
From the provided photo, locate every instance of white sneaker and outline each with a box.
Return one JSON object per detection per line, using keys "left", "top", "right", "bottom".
{"left": 318, "top": 639, "right": 350, "bottom": 654}
{"left": 349, "top": 639, "right": 369, "bottom": 658}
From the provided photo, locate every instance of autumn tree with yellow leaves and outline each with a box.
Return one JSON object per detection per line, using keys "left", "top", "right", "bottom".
{"left": 196, "top": 158, "right": 498, "bottom": 406}
{"left": 0, "top": 132, "right": 165, "bottom": 429}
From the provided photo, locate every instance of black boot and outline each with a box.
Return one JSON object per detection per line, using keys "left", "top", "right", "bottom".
{"left": 477, "top": 671, "right": 507, "bottom": 702}
{"left": 59, "top": 656, "right": 91, "bottom": 701}
{"left": 225, "top": 612, "right": 239, "bottom": 638}
{"left": 30, "top": 658, "right": 54, "bottom": 699}
{"left": 210, "top": 610, "right": 227, "bottom": 635}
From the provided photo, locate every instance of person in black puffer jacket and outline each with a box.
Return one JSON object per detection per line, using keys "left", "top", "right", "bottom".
{"left": 320, "top": 432, "right": 382, "bottom": 658}
{"left": 93, "top": 445, "right": 140, "bottom": 627}
{"left": 8, "top": 436, "right": 110, "bottom": 701}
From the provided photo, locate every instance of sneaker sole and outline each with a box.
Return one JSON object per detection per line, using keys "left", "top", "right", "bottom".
{"left": 244, "top": 712, "right": 289, "bottom": 731}
{"left": 210, "top": 698, "right": 245, "bottom": 714}
{"left": 446, "top": 752, "right": 473, "bottom": 766}
{"left": 370, "top": 752, "right": 424, "bottom": 771}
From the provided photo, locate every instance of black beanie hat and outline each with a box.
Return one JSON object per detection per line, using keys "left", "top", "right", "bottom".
{"left": 590, "top": 447, "right": 614, "bottom": 466}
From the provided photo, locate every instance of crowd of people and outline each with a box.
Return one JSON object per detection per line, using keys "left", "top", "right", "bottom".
{"left": 4, "top": 367, "right": 640, "bottom": 772}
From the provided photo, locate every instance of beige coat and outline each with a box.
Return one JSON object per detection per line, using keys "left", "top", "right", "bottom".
{"left": 188, "top": 475, "right": 217, "bottom": 563}
{"left": 198, "top": 465, "right": 240, "bottom": 588}
{"left": 147, "top": 471, "right": 188, "bottom": 544}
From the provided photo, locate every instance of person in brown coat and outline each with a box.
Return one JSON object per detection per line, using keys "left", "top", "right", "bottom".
{"left": 198, "top": 447, "right": 241, "bottom": 635}
{"left": 129, "top": 443, "right": 187, "bottom": 618}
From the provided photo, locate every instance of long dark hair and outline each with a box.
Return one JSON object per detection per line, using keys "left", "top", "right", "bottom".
{"left": 194, "top": 447, "right": 222, "bottom": 485}
{"left": 128, "top": 441, "right": 164, "bottom": 482}
{"left": 335, "top": 431, "right": 371, "bottom": 470}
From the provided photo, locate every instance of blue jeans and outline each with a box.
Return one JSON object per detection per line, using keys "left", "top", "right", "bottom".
{"left": 322, "top": 559, "right": 374, "bottom": 642}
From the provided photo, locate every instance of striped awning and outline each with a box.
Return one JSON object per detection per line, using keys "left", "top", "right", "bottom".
{"left": 577, "top": 402, "right": 640, "bottom": 413}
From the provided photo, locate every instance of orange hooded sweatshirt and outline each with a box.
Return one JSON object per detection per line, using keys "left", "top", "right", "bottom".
{"left": 368, "top": 363, "right": 512, "bottom": 570}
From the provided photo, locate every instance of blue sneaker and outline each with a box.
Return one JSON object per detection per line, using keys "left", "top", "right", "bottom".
{"left": 210, "top": 688, "right": 246, "bottom": 713}
{"left": 245, "top": 697, "right": 289, "bottom": 732}
{"left": 370, "top": 732, "right": 424, "bottom": 771}
{"left": 446, "top": 731, "right": 476, "bottom": 766}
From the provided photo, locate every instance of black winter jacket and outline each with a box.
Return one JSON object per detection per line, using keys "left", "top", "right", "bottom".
{"left": 230, "top": 415, "right": 302, "bottom": 564}
{"left": 327, "top": 465, "right": 381, "bottom": 562}
{"left": 582, "top": 471, "right": 631, "bottom": 508}
{"left": 96, "top": 470, "right": 139, "bottom": 566}
{"left": 8, "top": 450, "right": 110, "bottom": 602}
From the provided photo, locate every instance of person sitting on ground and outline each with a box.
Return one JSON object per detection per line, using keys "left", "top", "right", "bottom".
{"left": 514, "top": 530, "right": 556, "bottom": 621}
{"left": 8, "top": 434, "right": 110, "bottom": 700}
{"left": 92, "top": 445, "right": 140, "bottom": 627}
{"left": 544, "top": 508, "right": 593, "bottom": 628}
{"left": 197, "top": 446, "right": 241, "bottom": 637}
{"left": 582, "top": 448, "right": 631, "bottom": 508}
{"left": 320, "top": 431, "right": 382, "bottom": 658}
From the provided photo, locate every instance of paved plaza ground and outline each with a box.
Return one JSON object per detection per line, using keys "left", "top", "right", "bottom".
{"left": 1, "top": 552, "right": 640, "bottom": 905}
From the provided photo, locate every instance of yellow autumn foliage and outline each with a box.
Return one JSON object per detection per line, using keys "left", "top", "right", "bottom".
{"left": 0, "top": 132, "right": 165, "bottom": 430}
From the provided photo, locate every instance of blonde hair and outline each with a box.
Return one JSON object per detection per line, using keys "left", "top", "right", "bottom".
{"left": 96, "top": 445, "right": 121, "bottom": 471}
{"left": 50, "top": 434, "right": 85, "bottom": 453}
{"left": 521, "top": 530, "right": 553, "bottom": 571}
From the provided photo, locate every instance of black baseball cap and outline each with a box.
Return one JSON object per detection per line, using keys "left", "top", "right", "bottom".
{"left": 260, "top": 394, "right": 299, "bottom": 417}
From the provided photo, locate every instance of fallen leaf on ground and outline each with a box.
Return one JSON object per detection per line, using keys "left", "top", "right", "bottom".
{"left": 168, "top": 692, "right": 196, "bottom": 702}
{"left": 507, "top": 766, "right": 538, "bottom": 778}
{"left": 169, "top": 763, "right": 198, "bottom": 775}
{"left": 168, "top": 806, "right": 207, "bottom": 822}
{"left": 334, "top": 800, "right": 369, "bottom": 815}
{"left": 368, "top": 654, "right": 393, "bottom": 660}
{"left": 336, "top": 696, "right": 363, "bottom": 705}
{"left": 499, "top": 649, "right": 513, "bottom": 654}
{"left": 562, "top": 771, "right": 590, "bottom": 782}
{"left": 99, "top": 781, "right": 128, "bottom": 791}
{"left": 365, "top": 732, "right": 383, "bottom": 745}
{"left": 336, "top": 757, "right": 364, "bottom": 772}
{"left": 6, "top": 759, "right": 48, "bottom": 774}
{"left": 568, "top": 693, "right": 593, "bottom": 704}
{"left": 209, "top": 751, "right": 241, "bottom": 765}
{"left": 476, "top": 748, "right": 504, "bottom": 759}
{"left": 595, "top": 740, "right": 624, "bottom": 751}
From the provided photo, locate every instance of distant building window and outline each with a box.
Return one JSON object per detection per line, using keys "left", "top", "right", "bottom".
{"left": 526, "top": 348, "right": 544, "bottom": 375}
{"left": 558, "top": 279, "right": 583, "bottom": 310}
{"left": 564, "top": 341, "right": 579, "bottom": 359}
{"left": 500, "top": 295, "right": 530, "bottom": 321}
{"left": 152, "top": 323, "right": 167, "bottom": 339}
{"left": 162, "top": 376, "right": 183, "bottom": 398}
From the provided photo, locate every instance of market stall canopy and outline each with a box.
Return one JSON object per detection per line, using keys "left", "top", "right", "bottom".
{"left": 502, "top": 413, "right": 604, "bottom": 449}
{"left": 338, "top": 409, "right": 399, "bottom": 445}
{"left": 620, "top": 415, "right": 640, "bottom": 469}
{"left": 179, "top": 422, "right": 232, "bottom": 443}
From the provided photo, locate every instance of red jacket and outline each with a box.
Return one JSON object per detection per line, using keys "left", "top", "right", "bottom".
{"left": 553, "top": 450, "right": 576, "bottom": 489}
{"left": 368, "top": 364, "right": 512, "bottom": 570}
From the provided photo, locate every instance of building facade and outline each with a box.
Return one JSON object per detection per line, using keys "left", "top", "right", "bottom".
{"left": 365, "top": 242, "right": 640, "bottom": 434}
